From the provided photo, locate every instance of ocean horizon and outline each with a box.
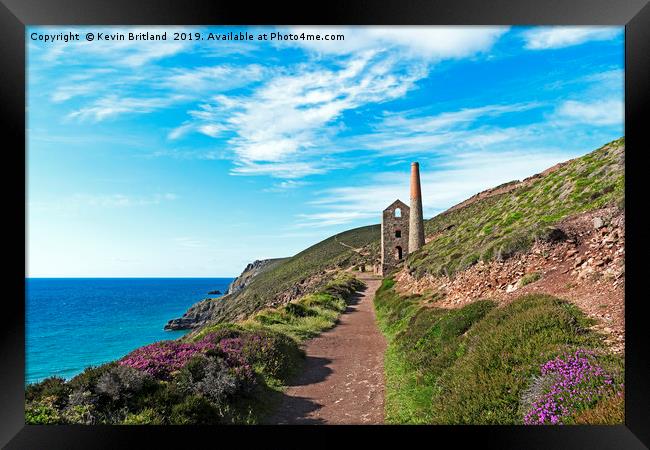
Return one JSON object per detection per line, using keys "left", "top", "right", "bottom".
{"left": 25, "top": 277, "right": 234, "bottom": 385}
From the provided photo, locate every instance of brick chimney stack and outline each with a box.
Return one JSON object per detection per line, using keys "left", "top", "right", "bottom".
{"left": 409, "top": 162, "right": 425, "bottom": 252}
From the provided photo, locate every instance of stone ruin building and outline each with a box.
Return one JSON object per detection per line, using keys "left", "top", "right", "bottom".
{"left": 380, "top": 162, "right": 425, "bottom": 276}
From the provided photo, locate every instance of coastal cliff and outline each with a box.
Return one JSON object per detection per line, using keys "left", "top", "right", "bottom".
{"left": 226, "top": 259, "right": 284, "bottom": 295}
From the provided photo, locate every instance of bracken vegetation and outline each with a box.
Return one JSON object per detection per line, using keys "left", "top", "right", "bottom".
{"left": 374, "top": 279, "right": 624, "bottom": 424}
{"left": 25, "top": 274, "right": 365, "bottom": 424}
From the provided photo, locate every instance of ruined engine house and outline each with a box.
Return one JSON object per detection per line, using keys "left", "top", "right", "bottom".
{"left": 380, "top": 162, "right": 425, "bottom": 276}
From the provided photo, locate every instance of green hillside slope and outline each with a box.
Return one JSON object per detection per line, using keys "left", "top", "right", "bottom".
{"left": 408, "top": 137, "right": 624, "bottom": 278}
{"left": 194, "top": 224, "right": 380, "bottom": 326}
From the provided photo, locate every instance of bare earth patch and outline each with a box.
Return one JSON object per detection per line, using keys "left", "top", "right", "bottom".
{"left": 267, "top": 274, "right": 386, "bottom": 424}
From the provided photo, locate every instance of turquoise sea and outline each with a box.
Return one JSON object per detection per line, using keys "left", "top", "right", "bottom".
{"left": 25, "top": 278, "right": 233, "bottom": 385}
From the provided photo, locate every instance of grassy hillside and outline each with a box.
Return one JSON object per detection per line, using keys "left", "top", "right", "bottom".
{"left": 201, "top": 224, "right": 379, "bottom": 325}
{"left": 408, "top": 137, "right": 624, "bottom": 278}
{"left": 375, "top": 279, "right": 624, "bottom": 424}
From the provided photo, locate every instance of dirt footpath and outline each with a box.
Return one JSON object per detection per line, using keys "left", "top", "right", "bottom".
{"left": 267, "top": 274, "right": 386, "bottom": 424}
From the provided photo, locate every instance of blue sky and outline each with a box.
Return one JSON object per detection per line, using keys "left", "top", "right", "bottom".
{"left": 27, "top": 26, "right": 624, "bottom": 277}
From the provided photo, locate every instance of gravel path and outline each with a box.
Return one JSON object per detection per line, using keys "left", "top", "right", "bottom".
{"left": 266, "top": 274, "right": 386, "bottom": 424}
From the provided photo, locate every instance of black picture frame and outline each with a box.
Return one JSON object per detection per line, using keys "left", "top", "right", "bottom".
{"left": 1, "top": 0, "right": 648, "bottom": 448}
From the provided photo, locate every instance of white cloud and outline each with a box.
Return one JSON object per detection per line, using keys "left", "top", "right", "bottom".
{"left": 67, "top": 94, "right": 188, "bottom": 122}
{"left": 381, "top": 103, "right": 537, "bottom": 132}
{"left": 51, "top": 82, "right": 102, "bottom": 103}
{"left": 523, "top": 27, "right": 620, "bottom": 50}
{"left": 295, "top": 210, "right": 377, "bottom": 228}
{"left": 167, "top": 123, "right": 194, "bottom": 140}
{"left": 555, "top": 99, "right": 624, "bottom": 126}
{"left": 197, "top": 124, "right": 228, "bottom": 138}
{"left": 231, "top": 161, "right": 329, "bottom": 179}
{"left": 263, "top": 180, "right": 310, "bottom": 192}
{"left": 176, "top": 51, "right": 427, "bottom": 177}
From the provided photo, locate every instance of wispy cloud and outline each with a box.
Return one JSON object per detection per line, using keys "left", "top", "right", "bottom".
{"left": 231, "top": 161, "right": 331, "bottom": 179}
{"left": 161, "top": 64, "right": 267, "bottom": 92}
{"left": 67, "top": 94, "right": 188, "bottom": 122}
{"left": 263, "top": 180, "right": 310, "bottom": 192}
{"left": 555, "top": 99, "right": 624, "bottom": 126}
{"left": 170, "top": 50, "right": 427, "bottom": 177}
{"left": 347, "top": 102, "right": 542, "bottom": 155}
{"left": 522, "top": 27, "right": 620, "bottom": 50}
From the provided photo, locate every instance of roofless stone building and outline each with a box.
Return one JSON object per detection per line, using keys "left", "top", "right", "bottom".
{"left": 380, "top": 162, "right": 425, "bottom": 276}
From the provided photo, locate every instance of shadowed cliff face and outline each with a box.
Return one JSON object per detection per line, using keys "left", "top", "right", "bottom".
{"left": 164, "top": 258, "right": 287, "bottom": 331}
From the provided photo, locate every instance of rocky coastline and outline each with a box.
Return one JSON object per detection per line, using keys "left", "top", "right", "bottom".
{"left": 164, "top": 258, "right": 284, "bottom": 331}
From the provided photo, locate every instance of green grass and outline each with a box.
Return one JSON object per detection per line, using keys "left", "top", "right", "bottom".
{"left": 407, "top": 137, "right": 624, "bottom": 279}
{"left": 375, "top": 281, "right": 494, "bottom": 423}
{"left": 519, "top": 271, "right": 542, "bottom": 287}
{"left": 374, "top": 281, "right": 622, "bottom": 424}
{"left": 243, "top": 273, "right": 365, "bottom": 342}
{"left": 190, "top": 273, "right": 364, "bottom": 345}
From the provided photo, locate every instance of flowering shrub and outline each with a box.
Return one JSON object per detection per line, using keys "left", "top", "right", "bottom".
{"left": 523, "top": 349, "right": 623, "bottom": 425}
{"left": 218, "top": 337, "right": 255, "bottom": 381}
{"left": 119, "top": 340, "right": 215, "bottom": 380}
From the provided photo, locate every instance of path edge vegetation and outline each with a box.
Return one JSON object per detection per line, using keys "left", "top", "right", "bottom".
{"left": 374, "top": 278, "right": 624, "bottom": 425}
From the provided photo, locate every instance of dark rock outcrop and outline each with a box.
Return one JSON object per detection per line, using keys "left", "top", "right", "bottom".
{"left": 164, "top": 296, "right": 223, "bottom": 330}
{"left": 208, "top": 290, "right": 222, "bottom": 295}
